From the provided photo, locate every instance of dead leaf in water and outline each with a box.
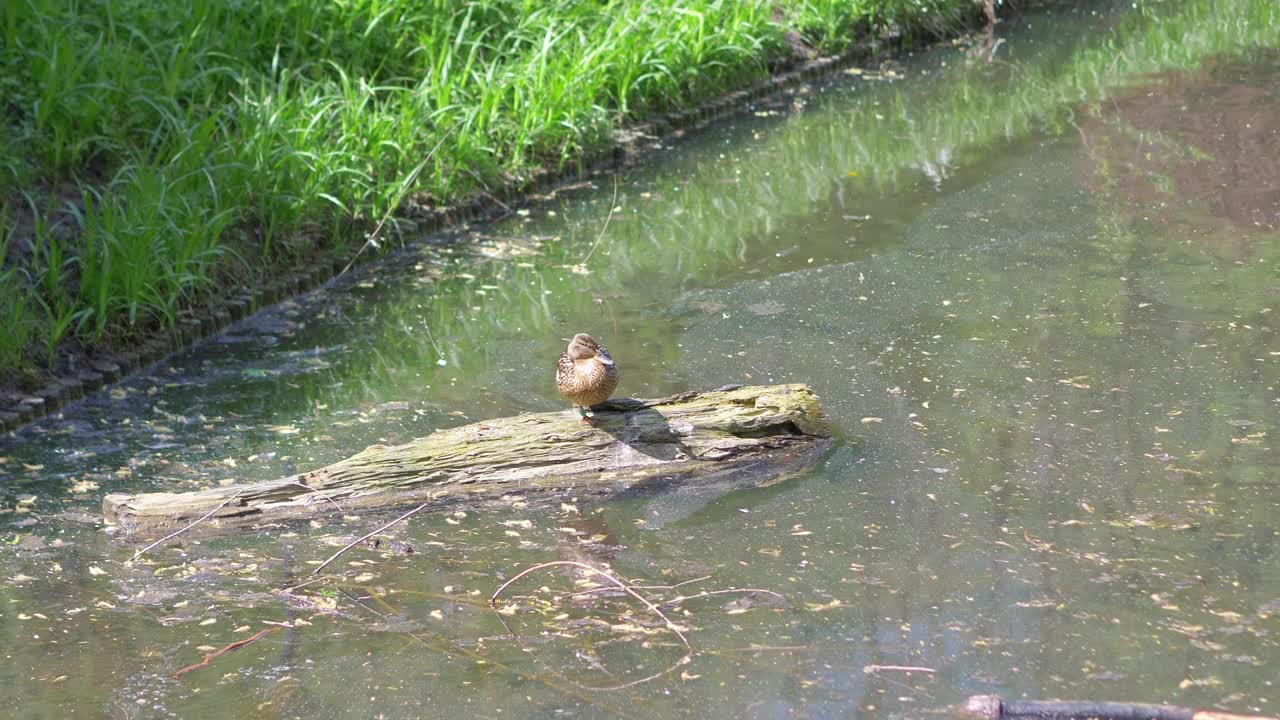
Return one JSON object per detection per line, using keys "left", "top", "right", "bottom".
{"left": 1108, "top": 513, "right": 1197, "bottom": 531}
{"left": 610, "top": 622, "right": 663, "bottom": 636}
{"left": 1231, "top": 431, "right": 1266, "bottom": 445}
{"left": 689, "top": 301, "right": 726, "bottom": 316}
{"left": 746, "top": 302, "right": 786, "bottom": 316}
{"left": 1179, "top": 676, "right": 1222, "bottom": 689}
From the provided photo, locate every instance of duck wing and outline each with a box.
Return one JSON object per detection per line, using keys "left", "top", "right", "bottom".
{"left": 595, "top": 344, "right": 616, "bottom": 366}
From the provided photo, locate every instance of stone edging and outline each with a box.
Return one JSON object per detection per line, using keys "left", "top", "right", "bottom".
{"left": 0, "top": 29, "right": 957, "bottom": 433}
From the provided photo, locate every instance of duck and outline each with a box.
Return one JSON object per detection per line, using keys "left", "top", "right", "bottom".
{"left": 556, "top": 333, "right": 619, "bottom": 424}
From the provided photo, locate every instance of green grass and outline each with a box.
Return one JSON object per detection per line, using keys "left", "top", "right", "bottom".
{"left": 0, "top": 0, "right": 981, "bottom": 380}
{"left": 0, "top": 212, "right": 36, "bottom": 371}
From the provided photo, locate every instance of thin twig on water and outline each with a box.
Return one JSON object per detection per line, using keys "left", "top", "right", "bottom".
{"left": 131, "top": 480, "right": 341, "bottom": 563}
{"left": 309, "top": 502, "right": 430, "bottom": 576}
{"left": 491, "top": 566, "right": 791, "bottom": 692}
{"left": 664, "top": 574, "right": 714, "bottom": 589}
{"left": 657, "top": 587, "right": 785, "bottom": 608}
{"left": 278, "top": 576, "right": 327, "bottom": 595}
{"left": 580, "top": 174, "right": 620, "bottom": 265}
{"left": 864, "top": 664, "right": 937, "bottom": 675}
{"left": 129, "top": 488, "right": 248, "bottom": 562}
{"left": 568, "top": 573, "right": 714, "bottom": 599}
{"left": 491, "top": 559, "right": 691, "bottom": 649}
{"left": 582, "top": 655, "right": 691, "bottom": 692}
{"left": 490, "top": 560, "right": 693, "bottom": 693}
{"left": 711, "top": 644, "right": 808, "bottom": 654}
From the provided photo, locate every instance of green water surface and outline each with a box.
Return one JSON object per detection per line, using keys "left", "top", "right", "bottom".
{"left": 1, "top": 1, "right": 1278, "bottom": 718}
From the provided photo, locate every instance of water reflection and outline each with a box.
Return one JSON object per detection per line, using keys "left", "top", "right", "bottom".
{"left": 1078, "top": 51, "right": 1280, "bottom": 235}
{"left": 1, "top": 1, "right": 1278, "bottom": 718}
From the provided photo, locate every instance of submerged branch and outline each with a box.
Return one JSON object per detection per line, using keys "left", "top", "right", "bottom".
{"left": 173, "top": 627, "right": 278, "bottom": 679}
{"left": 960, "top": 695, "right": 1277, "bottom": 720}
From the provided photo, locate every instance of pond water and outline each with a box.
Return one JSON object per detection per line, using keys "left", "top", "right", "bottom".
{"left": 2, "top": 1, "right": 1278, "bottom": 718}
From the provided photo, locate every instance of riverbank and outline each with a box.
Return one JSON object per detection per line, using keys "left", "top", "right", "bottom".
{"left": 0, "top": 0, "right": 998, "bottom": 428}
{"left": 3, "top": 0, "right": 1279, "bottom": 714}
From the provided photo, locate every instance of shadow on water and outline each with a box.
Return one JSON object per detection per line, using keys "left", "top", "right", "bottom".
{"left": 1, "top": 1, "right": 1279, "bottom": 718}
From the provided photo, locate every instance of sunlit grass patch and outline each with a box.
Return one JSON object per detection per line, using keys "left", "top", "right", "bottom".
{"left": 0, "top": 0, "right": 983, "bottom": 377}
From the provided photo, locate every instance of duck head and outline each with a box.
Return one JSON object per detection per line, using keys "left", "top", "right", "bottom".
{"left": 565, "top": 333, "right": 613, "bottom": 365}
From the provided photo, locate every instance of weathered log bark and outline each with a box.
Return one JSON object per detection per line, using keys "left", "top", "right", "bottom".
{"left": 103, "top": 384, "right": 830, "bottom": 534}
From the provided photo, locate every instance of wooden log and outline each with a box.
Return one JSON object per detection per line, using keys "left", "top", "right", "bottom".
{"left": 103, "top": 384, "right": 830, "bottom": 534}
{"left": 960, "top": 695, "right": 1277, "bottom": 720}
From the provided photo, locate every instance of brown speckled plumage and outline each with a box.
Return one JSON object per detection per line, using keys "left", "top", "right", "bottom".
{"left": 556, "top": 333, "right": 619, "bottom": 418}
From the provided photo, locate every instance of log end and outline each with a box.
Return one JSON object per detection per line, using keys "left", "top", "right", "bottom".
{"left": 959, "top": 695, "right": 1002, "bottom": 720}
{"left": 754, "top": 383, "right": 829, "bottom": 438}
{"left": 102, "top": 492, "right": 146, "bottom": 528}
{"left": 103, "top": 491, "right": 186, "bottom": 529}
